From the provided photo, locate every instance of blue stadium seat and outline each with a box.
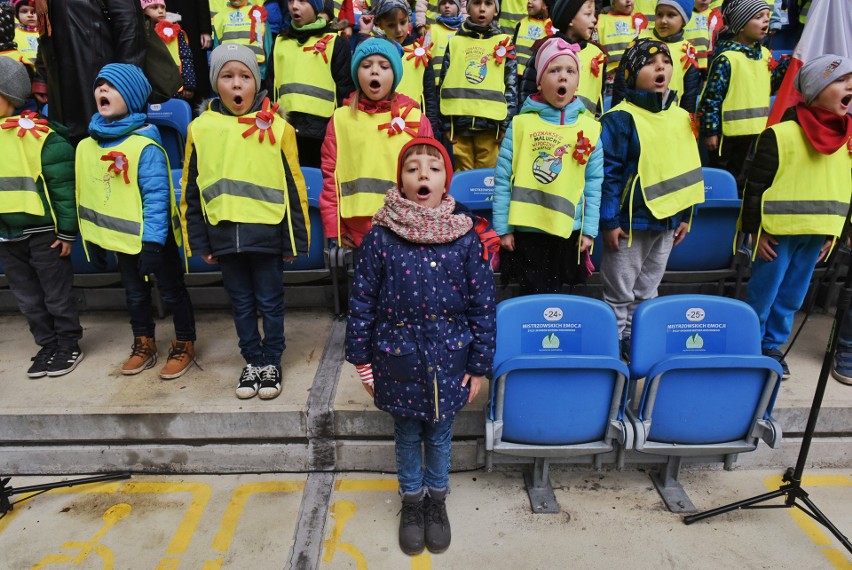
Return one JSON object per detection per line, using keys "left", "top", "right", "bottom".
{"left": 486, "top": 294, "right": 631, "bottom": 512}
{"left": 172, "top": 169, "right": 223, "bottom": 285}
{"left": 147, "top": 99, "right": 192, "bottom": 169}
{"left": 283, "top": 167, "right": 331, "bottom": 280}
{"left": 448, "top": 168, "right": 495, "bottom": 222}
{"left": 627, "top": 295, "right": 783, "bottom": 512}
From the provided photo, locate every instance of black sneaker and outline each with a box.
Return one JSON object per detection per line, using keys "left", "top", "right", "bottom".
{"left": 46, "top": 345, "right": 84, "bottom": 377}
{"left": 398, "top": 493, "right": 426, "bottom": 555}
{"left": 423, "top": 489, "right": 451, "bottom": 553}
{"left": 258, "top": 365, "right": 282, "bottom": 400}
{"left": 763, "top": 348, "right": 791, "bottom": 380}
{"left": 235, "top": 364, "right": 261, "bottom": 399}
{"left": 27, "top": 344, "right": 57, "bottom": 378}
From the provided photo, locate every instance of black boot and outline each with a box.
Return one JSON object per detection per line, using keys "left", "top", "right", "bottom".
{"left": 423, "top": 488, "right": 451, "bottom": 553}
{"left": 398, "top": 492, "right": 425, "bottom": 555}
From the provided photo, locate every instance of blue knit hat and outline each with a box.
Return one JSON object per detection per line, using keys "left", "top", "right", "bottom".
{"left": 657, "top": 0, "right": 693, "bottom": 24}
{"left": 95, "top": 64, "right": 152, "bottom": 114}
{"left": 351, "top": 38, "right": 404, "bottom": 93}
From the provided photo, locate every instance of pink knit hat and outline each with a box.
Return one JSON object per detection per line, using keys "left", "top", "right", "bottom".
{"left": 535, "top": 37, "right": 581, "bottom": 86}
{"left": 140, "top": 0, "right": 166, "bottom": 9}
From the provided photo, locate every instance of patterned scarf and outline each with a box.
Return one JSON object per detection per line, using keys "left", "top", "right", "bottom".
{"left": 372, "top": 187, "right": 473, "bottom": 244}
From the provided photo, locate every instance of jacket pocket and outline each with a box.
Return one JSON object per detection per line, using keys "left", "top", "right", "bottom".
{"left": 444, "top": 330, "right": 474, "bottom": 376}
{"left": 374, "top": 340, "right": 420, "bottom": 382}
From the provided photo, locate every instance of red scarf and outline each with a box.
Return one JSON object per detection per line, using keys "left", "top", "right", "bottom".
{"left": 795, "top": 103, "right": 852, "bottom": 155}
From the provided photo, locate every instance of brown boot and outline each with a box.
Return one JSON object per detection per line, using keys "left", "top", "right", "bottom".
{"left": 159, "top": 340, "right": 196, "bottom": 380}
{"left": 122, "top": 336, "right": 157, "bottom": 375}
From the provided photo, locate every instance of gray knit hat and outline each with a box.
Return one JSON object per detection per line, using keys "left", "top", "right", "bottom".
{"left": 0, "top": 57, "right": 31, "bottom": 108}
{"left": 795, "top": 54, "right": 852, "bottom": 105}
{"left": 722, "top": 0, "right": 769, "bottom": 35}
{"left": 209, "top": 43, "right": 261, "bottom": 95}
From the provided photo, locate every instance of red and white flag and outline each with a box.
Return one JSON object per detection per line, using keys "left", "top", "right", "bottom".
{"left": 767, "top": 0, "right": 852, "bottom": 126}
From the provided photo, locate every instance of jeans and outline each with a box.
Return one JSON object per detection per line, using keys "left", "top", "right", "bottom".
{"left": 393, "top": 415, "right": 455, "bottom": 495}
{"left": 0, "top": 232, "right": 82, "bottom": 348}
{"left": 116, "top": 234, "right": 196, "bottom": 341}
{"left": 840, "top": 307, "right": 852, "bottom": 349}
{"left": 218, "top": 252, "right": 285, "bottom": 366}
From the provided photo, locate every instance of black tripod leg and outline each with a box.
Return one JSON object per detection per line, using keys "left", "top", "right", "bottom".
{"left": 683, "top": 487, "right": 789, "bottom": 525}
{"left": 794, "top": 493, "right": 852, "bottom": 552}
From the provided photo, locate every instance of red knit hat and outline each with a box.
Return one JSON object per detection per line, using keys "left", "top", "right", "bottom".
{"left": 396, "top": 137, "right": 454, "bottom": 193}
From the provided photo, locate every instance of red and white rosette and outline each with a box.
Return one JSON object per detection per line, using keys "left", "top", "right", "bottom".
{"left": 1, "top": 110, "right": 50, "bottom": 139}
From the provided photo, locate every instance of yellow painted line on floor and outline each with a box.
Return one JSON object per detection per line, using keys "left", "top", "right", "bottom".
{"left": 335, "top": 479, "right": 399, "bottom": 492}
{"left": 763, "top": 474, "right": 852, "bottom": 568}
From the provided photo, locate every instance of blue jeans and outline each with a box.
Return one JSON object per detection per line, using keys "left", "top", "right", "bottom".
{"left": 393, "top": 415, "right": 454, "bottom": 496}
{"left": 218, "top": 252, "right": 285, "bottom": 366}
{"left": 746, "top": 234, "right": 824, "bottom": 351}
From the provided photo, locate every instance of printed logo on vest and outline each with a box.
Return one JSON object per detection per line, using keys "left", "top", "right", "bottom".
{"left": 520, "top": 24, "right": 544, "bottom": 41}
{"left": 463, "top": 46, "right": 490, "bottom": 84}
{"left": 614, "top": 20, "right": 630, "bottom": 35}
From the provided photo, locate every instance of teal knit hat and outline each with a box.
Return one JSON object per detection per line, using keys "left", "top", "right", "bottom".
{"left": 95, "top": 63, "right": 152, "bottom": 114}
{"left": 351, "top": 38, "right": 404, "bottom": 93}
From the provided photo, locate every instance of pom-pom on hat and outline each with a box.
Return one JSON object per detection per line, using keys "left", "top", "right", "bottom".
{"left": 535, "top": 37, "right": 581, "bottom": 86}
{"left": 95, "top": 63, "right": 152, "bottom": 114}
{"left": 722, "top": 0, "right": 769, "bottom": 35}
{"left": 209, "top": 43, "right": 262, "bottom": 94}
{"left": 795, "top": 54, "right": 852, "bottom": 105}
{"left": 0, "top": 57, "right": 31, "bottom": 108}
{"left": 397, "top": 137, "right": 454, "bottom": 193}
{"left": 351, "top": 37, "right": 404, "bottom": 93}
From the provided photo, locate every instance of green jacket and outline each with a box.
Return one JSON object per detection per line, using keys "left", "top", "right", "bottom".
{"left": 0, "top": 121, "right": 77, "bottom": 241}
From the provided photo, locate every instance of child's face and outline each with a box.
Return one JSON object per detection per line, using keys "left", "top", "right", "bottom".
{"left": 438, "top": 0, "right": 459, "bottom": 17}
{"left": 693, "top": 0, "right": 711, "bottom": 12}
{"left": 738, "top": 9, "right": 770, "bottom": 43}
{"left": 143, "top": 3, "right": 167, "bottom": 22}
{"left": 526, "top": 0, "right": 546, "bottom": 17}
{"left": 538, "top": 55, "right": 579, "bottom": 108}
{"left": 377, "top": 8, "right": 410, "bottom": 44}
{"left": 357, "top": 54, "right": 394, "bottom": 101}
{"left": 611, "top": 0, "right": 634, "bottom": 15}
{"left": 0, "top": 94, "right": 15, "bottom": 118}
{"left": 16, "top": 6, "right": 38, "bottom": 27}
{"left": 634, "top": 52, "right": 673, "bottom": 92}
{"left": 229, "top": 0, "right": 248, "bottom": 7}
{"left": 812, "top": 72, "right": 852, "bottom": 116}
{"left": 399, "top": 152, "right": 447, "bottom": 209}
{"left": 217, "top": 61, "right": 257, "bottom": 116}
{"left": 567, "top": 0, "right": 596, "bottom": 41}
{"left": 653, "top": 4, "right": 684, "bottom": 38}
{"left": 94, "top": 79, "right": 129, "bottom": 121}
{"left": 468, "top": 0, "right": 497, "bottom": 27}
{"left": 288, "top": 0, "right": 317, "bottom": 26}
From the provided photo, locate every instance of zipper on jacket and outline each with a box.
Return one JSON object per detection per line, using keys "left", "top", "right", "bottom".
{"left": 433, "top": 372, "right": 440, "bottom": 422}
{"left": 235, "top": 222, "right": 240, "bottom": 251}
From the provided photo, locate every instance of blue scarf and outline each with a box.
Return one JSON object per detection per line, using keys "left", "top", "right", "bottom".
{"left": 436, "top": 15, "right": 463, "bottom": 29}
{"left": 87, "top": 112, "right": 147, "bottom": 141}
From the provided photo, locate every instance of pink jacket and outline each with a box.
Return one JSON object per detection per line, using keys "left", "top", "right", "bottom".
{"left": 320, "top": 93, "right": 434, "bottom": 247}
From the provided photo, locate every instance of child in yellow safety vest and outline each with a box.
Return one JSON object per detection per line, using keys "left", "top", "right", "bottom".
{"left": 438, "top": 0, "right": 518, "bottom": 170}
{"left": 76, "top": 64, "right": 198, "bottom": 380}
{"left": 682, "top": 0, "right": 723, "bottom": 77}
{"left": 0, "top": 3, "right": 33, "bottom": 75}
{"left": 269, "top": 0, "right": 355, "bottom": 167}
{"left": 613, "top": 0, "right": 700, "bottom": 112}
{"left": 415, "top": 0, "right": 467, "bottom": 34}
{"left": 0, "top": 59, "right": 83, "bottom": 378}
{"left": 596, "top": 0, "right": 649, "bottom": 88}
{"left": 141, "top": 0, "right": 198, "bottom": 101}
{"left": 697, "top": 0, "right": 787, "bottom": 195}
{"left": 740, "top": 55, "right": 852, "bottom": 380}
{"left": 511, "top": 0, "right": 553, "bottom": 78}
{"left": 212, "top": 0, "right": 273, "bottom": 79}
{"left": 182, "top": 44, "right": 310, "bottom": 400}
{"left": 421, "top": 0, "right": 463, "bottom": 88}
{"left": 12, "top": 0, "right": 38, "bottom": 67}
{"left": 494, "top": 38, "right": 603, "bottom": 294}
{"left": 320, "top": 38, "right": 434, "bottom": 249}
{"left": 599, "top": 39, "right": 704, "bottom": 355}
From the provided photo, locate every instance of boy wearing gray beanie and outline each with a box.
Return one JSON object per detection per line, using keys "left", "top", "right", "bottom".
{"left": 0, "top": 58, "right": 83, "bottom": 378}
{"left": 740, "top": 54, "right": 852, "bottom": 380}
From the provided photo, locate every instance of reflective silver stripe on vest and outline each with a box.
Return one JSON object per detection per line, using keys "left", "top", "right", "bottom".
{"left": 441, "top": 88, "right": 506, "bottom": 104}
{"left": 279, "top": 83, "right": 335, "bottom": 102}
{"left": 643, "top": 167, "right": 703, "bottom": 201}
{"left": 722, "top": 107, "right": 770, "bottom": 121}
{"left": 203, "top": 180, "right": 285, "bottom": 205}
{"left": 340, "top": 178, "right": 393, "bottom": 197}
{"left": 79, "top": 205, "right": 141, "bottom": 236}
{"left": 764, "top": 200, "right": 849, "bottom": 217}
{"left": 512, "top": 185, "right": 575, "bottom": 218}
{"left": 606, "top": 41, "right": 631, "bottom": 53}
{"left": 690, "top": 37, "right": 711, "bottom": 48}
{"left": 577, "top": 95, "right": 596, "bottom": 113}
{"left": 0, "top": 176, "right": 38, "bottom": 192}
{"left": 515, "top": 45, "right": 533, "bottom": 57}
{"left": 219, "top": 32, "right": 265, "bottom": 56}
{"left": 608, "top": 52, "right": 624, "bottom": 64}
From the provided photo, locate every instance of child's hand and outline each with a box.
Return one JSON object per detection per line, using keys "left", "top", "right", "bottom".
{"left": 604, "top": 227, "right": 627, "bottom": 251}
{"left": 50, "top": 239, "right": 72, "bottom": 257}
{"left": 673, "top": 222, "right": 689, "bottom": 247}
{"left": 356, "top": 363, "right": 375, "bottom": 397}
{"left": 283, "top": 256, "right": 296, "bottom": 263}
{"left": 461, "top": 373, "right": 485, "bottom": 403}
{"left": 200, "top": 33, "right": 212, "bottom": 49}
{"left": 202, "top": 253, "right": 218, "bottom": 264}
{"left": 704, "top": 135, "right": 719, "bottom": 152}
{"left": 182, "top": 89, "right": 195, "bottom": 101}
{"left": 817, "top": 239, "right": 833, "bottom": 264}
{"left": 341, "top": 235, "right": 358, "bottom": 249}
{"left": 500, "top": 233, "right": 515, "bottom": 251}
{"left": 359, "top": 14, "right": 374, "bottom": 35}
{"left": 579, "top": 235, "right": 594, "bottom": 252}
{"left": 343, "top": 25, "right": 353, "bottom": 38}
{"left": 443, "top": 131, "right": 457, "bottom": 144}
{"left": 753, "top": 232, "right": 778, "bottom": 262}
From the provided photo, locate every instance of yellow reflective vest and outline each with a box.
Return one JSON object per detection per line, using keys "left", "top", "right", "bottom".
{"left": 440, "top": 34, "right": 511, "bottom": 122}
{"left": 683, "top": 9, "right": 711, "bottom": 70}
{"left": 508, "top": 112, "right": 600, "bottom": 238}
{"left": 428, "top": 22, "right": 457, "bottom": 87}
{"left": 576, "top": 43, "right": 605, "bottom": 114}
{"left": 718, "top": 47, "right": 771, "bottom": 137}
{"left": 609, "top": 101, "right": 704, "bottom": 226}
{"left": 513, "top": 16, "right": 552, "bottom": 77}
{"left": 274, "top": 34, "right": 338, "bottom": 118}
{"left": 332, "top": 102, "right": 423, "bottom": 219}
{"left": 397, "top": 41, "right": 428, "bottom": 110}
{"left": 159, "top": 27, "right": 184, "bottom": 71}
{"left": 759, "top": 121, "right": 852, "bottom": 238}
{"left": 14, "top": 27, "right": 39, "bottom": 66}
{"left": 635, "top": 0, "right": 657, "bottom": 24}
{"left": 212, "top": 5, "right": 267, "bottom": 63}
{"left": 498, "top": 0, "right": 526, "bottom": 36}
{"left": 0, "top": 120, "right": 51, "bottom": 217}
{"left": 596, "top": 13, "right": 639, "bottom": 73}
{"left": 190, "top": 110, "right": 289, "bottom": 226}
